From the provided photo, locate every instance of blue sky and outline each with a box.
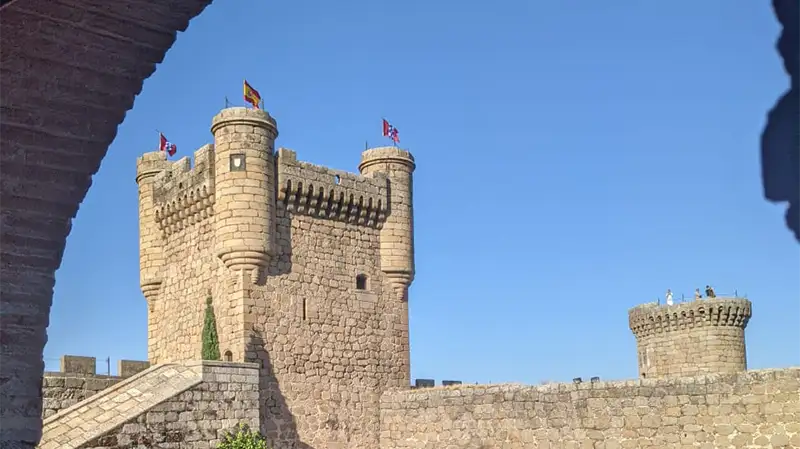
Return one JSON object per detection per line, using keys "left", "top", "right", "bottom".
{"left": 46, "top": 1, "right": 798, "bottom": 382}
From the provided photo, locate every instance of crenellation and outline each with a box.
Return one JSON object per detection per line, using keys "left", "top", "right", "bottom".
{"left": 42, "top": 356, "right": 151, "bottom": 419}
{"left": 629, "top": 297, "right": 752, "bottom": 379}
{"left": 152, "top": 144, "right": 216, "bottom": 204}
{"left": 277, "top": 150, "right": 388, "bottom": 228}
{"left": 629, "top": 297, "right": 752, "bottom": 339}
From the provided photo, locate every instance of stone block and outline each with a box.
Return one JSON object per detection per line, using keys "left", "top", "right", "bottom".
{"left": 60, "top": 355, "right": 96, "bottom": 375}
{"left": 118, "top": 360, "right": 151, "bottom": 378}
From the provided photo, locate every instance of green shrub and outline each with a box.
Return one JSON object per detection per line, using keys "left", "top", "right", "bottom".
{"left": 217, "top": 423, "right": 269, "bottom": 449}
{"left": 201, "top": 295, "right": 221, "bottom": 361}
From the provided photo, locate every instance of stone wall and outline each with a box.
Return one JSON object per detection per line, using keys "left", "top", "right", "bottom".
{"left": 39, "top": 361, "right": 260, "bottom": 449}
{"left": 245, "top": 208, "right": 406, "bottom": 448}
{"left": 379, "top": 367, "right": 800, "bottom": 449}
{"left": 42, "top": 356, "right": 149, "bottom": 418}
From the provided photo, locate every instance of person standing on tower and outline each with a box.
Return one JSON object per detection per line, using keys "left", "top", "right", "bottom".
{"left": 694, "top": 288, "right": 702, "bottom": 300}
{"left": 665, "top": 289, "right": 674, "bottom": 306}
{"left": 705, "top": 285, "right": 716, "bottom": 298}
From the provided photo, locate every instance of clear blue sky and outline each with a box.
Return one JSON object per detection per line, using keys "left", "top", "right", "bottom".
{"left": 46, "top": 1, "right": 798, "bottom": 382}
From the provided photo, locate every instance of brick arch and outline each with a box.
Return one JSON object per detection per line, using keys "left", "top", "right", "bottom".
{"left": 0, "top": 0, "right": 213, "bottom": 446}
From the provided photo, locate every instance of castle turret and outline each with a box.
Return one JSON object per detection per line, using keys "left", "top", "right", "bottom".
{"left": 628, "top": 297, "right": 752, "bottom": 379}
{"left": 135, "top": 151, "right": 171, "bottom": 309}
{"left": 210, "top": 107, "right": 278, "bottom": 280}
{"left": 358, "top": 147, "right": 416, "bottom": 300}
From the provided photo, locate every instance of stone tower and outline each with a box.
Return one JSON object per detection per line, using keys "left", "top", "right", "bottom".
{"left": 628, "top": 297, "right": 752, "bottom": 379}
{"left": 210, "top": 107, "right": 278, "bottom": 280}
{"left": 358, "top": 148, "right": 416, "bottom": 300}
{"left": 136, "top": 106, "right": 416, "bottom": 447}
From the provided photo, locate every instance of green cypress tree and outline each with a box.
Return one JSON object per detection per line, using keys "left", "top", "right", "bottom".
{"left": 201, "top": 295, "right": 221, "bottom": 361}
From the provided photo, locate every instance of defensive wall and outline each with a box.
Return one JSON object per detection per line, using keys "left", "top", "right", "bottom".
{"left": 42, "top": 355, "right": 150, "bottom": 419}
{"left": 379, "top": 368, "right": 800, "bottom": 449}
{"left": 38, "top": 361, "right": 260, "bottom": 449}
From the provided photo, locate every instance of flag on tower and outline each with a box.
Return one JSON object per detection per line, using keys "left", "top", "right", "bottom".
{"left": 243, "top": 80, "right": 261, "bottom": 109}
{"left": 382, "top": 119, "right": 400, "bottom": 144}
{"left": 159, "top": 132, "right": 177, "bottom": 157}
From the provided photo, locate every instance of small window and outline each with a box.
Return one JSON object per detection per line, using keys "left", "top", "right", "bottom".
{"left": 355, "top": 274, "right": 368, "bottom": 290}
{"left": 302, "top": 298, "right": 307, "bottom": 321}
{"left": 224, "top": 350, "right": 233, "bottom": 362}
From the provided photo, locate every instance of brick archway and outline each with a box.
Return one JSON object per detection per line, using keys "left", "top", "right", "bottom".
{"left": 0, "top": 1, "right": 212, "bottom": 446}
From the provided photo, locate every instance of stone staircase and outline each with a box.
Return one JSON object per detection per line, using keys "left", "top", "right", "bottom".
{"left": 37, "top": 363, "right": 204, "bottom": 449}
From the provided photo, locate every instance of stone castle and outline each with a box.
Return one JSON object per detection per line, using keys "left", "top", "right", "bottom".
{"left": 36, "top": 107, "right": 799, "bottom": 449}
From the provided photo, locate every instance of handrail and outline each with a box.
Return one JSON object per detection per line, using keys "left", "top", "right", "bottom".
{"left": 652, "top": 291, "right": 748, "bottom": 306}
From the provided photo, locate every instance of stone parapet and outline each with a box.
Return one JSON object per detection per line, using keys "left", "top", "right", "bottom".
{"left": 38, "top": 361, "right": 260, "bottom": 449}
{"left": 42, "top": 356, "right": 150, "bottom": 419}
{"left": 150, "top": 144, "right": 216, "bottom": 237}
{"left": 277, "top": 148, "right": 389, "bottom": 227}
{"left": 629, "top": 297, "right": 752, "bottom": 339}
{"left": 379, "top": 367, "right": 800, "bottom": 449}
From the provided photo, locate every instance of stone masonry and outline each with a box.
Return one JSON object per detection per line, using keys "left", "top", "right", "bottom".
{"left": 379, "top": 368, "right": 800, "bottom": 449}
{"left": 42, "top": 356, "right": 150, "bottom": 419}
{"left": 38, "top": 361, "right": 260, "bottom": 449}
{"left": 629, "top": 298, "right": 752, "bottom": 379}
{"left": 136, "top": 106, "right": 415, "bottom": 448}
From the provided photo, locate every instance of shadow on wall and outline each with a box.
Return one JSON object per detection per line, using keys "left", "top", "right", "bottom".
{"left": 246, "top": 331, "right": 314, "bottom": 449}
{"left": 762, "top": 0, "right": 799, "bottom": 242}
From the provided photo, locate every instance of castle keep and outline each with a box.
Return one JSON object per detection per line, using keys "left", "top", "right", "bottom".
{"left": 135, "top": 107, "right": 415, "bottom": 446}
{"left": 36, "top": 107, "right": 799, "bottom": 449}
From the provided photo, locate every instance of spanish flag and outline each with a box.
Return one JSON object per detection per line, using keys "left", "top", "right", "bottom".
{"left": 243, "top": 80, "right": 261, "bottom": 109}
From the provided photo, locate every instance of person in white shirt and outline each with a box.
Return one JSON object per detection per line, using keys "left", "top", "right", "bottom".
{"left": 666, "top": 289, "right": 674, "bottom": 306}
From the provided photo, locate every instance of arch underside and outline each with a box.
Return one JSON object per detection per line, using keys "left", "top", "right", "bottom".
{"left": 0, "top": 0, "right": 796, "bottom": 448}
{"left": 0, "top": 0, "right": 212, "bottom": 446}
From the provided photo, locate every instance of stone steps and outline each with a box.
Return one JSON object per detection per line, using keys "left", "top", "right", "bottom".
{"left": 38, "top": 363, "right": 203, "bottom": 449}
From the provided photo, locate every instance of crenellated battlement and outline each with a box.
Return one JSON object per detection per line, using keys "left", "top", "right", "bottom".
{"left": 47, "top": 355, "right": 150, "bottom": 378}
{"left": 144, "top": 145, "right": 216, "bottom": 237}
{"left": 276, "top": 148, "right": 389, "bottom": 228}
{"left": 629, "top": 297, "right": 752, "bottom": 379}
{"left": 628, "top": 297, "right": 752, "bottom": 339}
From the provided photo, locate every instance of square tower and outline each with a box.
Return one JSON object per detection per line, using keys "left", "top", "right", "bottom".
{"left": 136, "top": 107, "right": 416, "bottom": 447}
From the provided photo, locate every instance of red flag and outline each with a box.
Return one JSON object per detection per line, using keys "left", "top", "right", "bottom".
{"left": 382, "top": 119, "right": 391, "bottom": 137}
{"left": 159, "top": 133, "right": 177, "bottom": 157}
{"left": 383, "top": 119, "right": 399, "bottom": 144}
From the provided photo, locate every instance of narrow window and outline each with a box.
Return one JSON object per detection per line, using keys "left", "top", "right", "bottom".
{"left": 302, "top": 298, "right": 307, "bottom": 321}
{"left": 224, "top": 350, "right": 233, "bottom": 362}
{"left": 355, "top": 274, "right": 368, "bottom": 291}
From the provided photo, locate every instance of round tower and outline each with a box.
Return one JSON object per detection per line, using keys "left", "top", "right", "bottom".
{"left": 628, "top": 297, "right": 752, "bottom": 379}
{"left": 358, "top": 147, "right": 416, "bottom": 300}
{"left": 135, "top": 151, "right": 170, "bottom": 308}
{"left": 210, "top": 107, "right": 278, "bottom": 280}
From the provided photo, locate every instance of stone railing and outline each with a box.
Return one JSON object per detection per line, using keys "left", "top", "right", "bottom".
{"left": 42, "top": 355, "right": 150, "bottom": 418}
